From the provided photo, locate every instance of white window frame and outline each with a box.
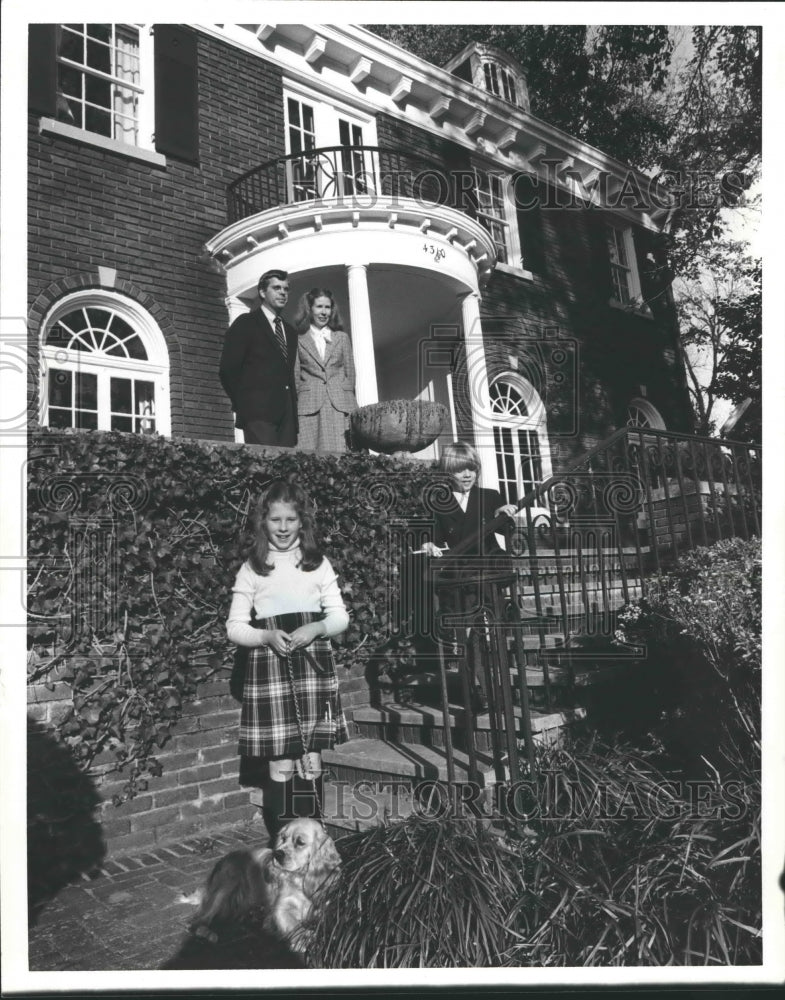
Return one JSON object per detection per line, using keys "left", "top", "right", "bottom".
{"left": 282, "top": 80, "right": 378, "bottom": 203}
{"left": 482, "top": 60, "right": 519, "bottom": 106}
{"left": 41, "top": 23, "right": 159, "bottom": 163}
{"left": 473, "top": 169, "right": 527, "bottom": 275}
{"left": 626, "top": 397, "right": 666, "bottom": 430}
{"left": 488, "top": 373, "right": 553, "bottom": 514}
{"left": 606, "top": 223, "right": 650, "bottom": 314}
{"left": 40, "top": 290, "right": 171, "bottom": 436}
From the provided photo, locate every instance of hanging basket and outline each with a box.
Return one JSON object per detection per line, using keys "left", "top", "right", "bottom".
{"left": 349, "top": 399, "right": 448, "bottom": 454}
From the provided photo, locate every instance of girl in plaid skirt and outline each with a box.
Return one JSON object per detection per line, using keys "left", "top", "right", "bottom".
{"left": 226, "top": 479, "right": 349, "bottom": 838}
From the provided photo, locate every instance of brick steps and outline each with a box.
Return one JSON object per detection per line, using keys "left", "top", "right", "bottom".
{"left": 351, "top": 702, "right": 585, "bottom": 747}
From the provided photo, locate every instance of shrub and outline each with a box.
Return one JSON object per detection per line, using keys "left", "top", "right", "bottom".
{"left": 613, "top": 537, "right": 761, "bottom": 775}
{"left": 509, "top": 736, "right": 762, "bottom": 966}
{"left": 308, "top": 813, "right": 527, "bottom": 967}
{"left": 27, "top": 428, "right": 437, "bottom": 798}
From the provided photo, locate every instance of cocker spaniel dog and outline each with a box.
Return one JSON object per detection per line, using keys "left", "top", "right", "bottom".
{"left": 185, "top": 819, "right": 340, "bottom": 951}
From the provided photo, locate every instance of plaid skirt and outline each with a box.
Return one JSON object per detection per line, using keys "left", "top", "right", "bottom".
{"left": 238, "top": 611, "right": 348, "bottom": 759}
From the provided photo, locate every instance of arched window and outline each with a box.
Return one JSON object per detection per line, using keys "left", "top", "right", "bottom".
{"left": 626, "top": 397, "right": 665, "bottom": 430}
{"left": 489, "top": 374, "right": 552, "bottom": 506}
{"left": 40, "top": 291, "right": 171, "bottom": 435}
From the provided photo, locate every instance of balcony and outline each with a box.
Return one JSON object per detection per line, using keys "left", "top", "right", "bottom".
{"left": 207, "top": 145, "right": 496, "bottom": 287}
{"left": 226, "top": 145, "right": 476, "bottom": 224}
{"left": 206, "top": 146, "right": 499, "bottom": 451}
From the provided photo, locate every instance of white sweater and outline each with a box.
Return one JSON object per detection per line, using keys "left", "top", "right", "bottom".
{"left": 226, "top": 545, "right": 350, "bottom": 647}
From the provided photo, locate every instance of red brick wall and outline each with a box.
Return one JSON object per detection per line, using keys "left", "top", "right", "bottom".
{"left": 27, "top": 28, "right": 287, "bottom": 442}
{"left": 27, "top": 660, "right": 364, "bottom": 858}
{"left": 27, "top": 670, "right": 257, "bottom": 857}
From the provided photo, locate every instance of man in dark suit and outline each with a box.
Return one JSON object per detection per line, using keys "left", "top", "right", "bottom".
{"left": 219, "top": 270, "right": 299, "bottom": 446}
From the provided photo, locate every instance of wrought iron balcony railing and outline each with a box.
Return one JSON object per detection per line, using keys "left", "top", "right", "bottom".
{"left": 227, "top": 145, "right": 478, "bottom": 224}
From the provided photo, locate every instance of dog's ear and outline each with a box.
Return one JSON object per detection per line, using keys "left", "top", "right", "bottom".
{"left": 303, "top": 833, "right": 341, "bottom": 898}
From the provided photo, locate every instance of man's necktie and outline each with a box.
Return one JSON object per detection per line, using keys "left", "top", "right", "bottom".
{"left": 273, "top": 315, "right": 287, "bottom": 361}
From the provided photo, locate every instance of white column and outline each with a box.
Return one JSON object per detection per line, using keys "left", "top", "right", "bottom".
{"left": 461, "top": 291, "right": 500, "bottom": 491}
{"left": 225, "top": 295, "right": 251, "bottom": 324}
{"left": 225, "top": 296, "right": 251, "bottom": 443}
{"left": 346, "top": 263, "right": 378, "bottom": 406}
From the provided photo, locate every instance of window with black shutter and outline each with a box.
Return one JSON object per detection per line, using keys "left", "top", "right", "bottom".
{"left": 28, "top": 22, "right": 199, "bottom": 164}
{"left": 513, "top": 173, "right": 546, "bottom": 275}
{"left": 28, "top": 24, "right": 58, "bottom": 117}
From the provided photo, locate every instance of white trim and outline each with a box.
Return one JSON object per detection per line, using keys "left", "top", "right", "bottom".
{"left": 488, "top": 371, "right": 554, "bottom": 504}
{"left": 627, "top": 397, "right": 666, "bottom": 430}
{"left": 138, "top": 25, "right": 156, "bottom": 149}
{"left": 609, "top": 298, "right": 654, "bottom": 320}
{"left": 606, "top": 223, "right": 652, "bottom": 316}
{"left": 282, "top": 76, "right": 378, "bottom": 138}
{"left": 53, "top": 22, "right": 159, "bottom": 155}
{"left": 206, "top": 198, "right": 496, "bottom": 295}
{"left": 195, "top": 23, "right": 672, "bottom": 232}
{"left": 39, "top": 117, "right": 167, "bottom": 167}
{"left": 496, "top": 261, "right": 534, "bottom": 282}
{"left": 39, "top": 289, "right": 171, "bottom": 435}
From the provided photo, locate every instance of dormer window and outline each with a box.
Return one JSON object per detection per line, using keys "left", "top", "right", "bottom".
{"left": 483, "top": 61, "right": 518, "bottom": 106}
{"left": 444, "top": 42, "right": 529, "bottom": 113}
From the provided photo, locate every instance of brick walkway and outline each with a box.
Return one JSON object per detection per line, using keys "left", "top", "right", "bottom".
{"left": 26, "top": 815, "right": 304, "bottom": 971}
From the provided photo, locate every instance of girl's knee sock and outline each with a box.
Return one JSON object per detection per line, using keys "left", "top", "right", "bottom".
{"left": 291, "top": 773, "right": 323, "bottom": 820}
{"left": 262, "top": 778, "right": 292, "bottom": 842}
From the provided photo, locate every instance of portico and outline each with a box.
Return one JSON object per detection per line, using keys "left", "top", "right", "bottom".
{"left": 205, "top": 175, "right": 499, "bottom": 464}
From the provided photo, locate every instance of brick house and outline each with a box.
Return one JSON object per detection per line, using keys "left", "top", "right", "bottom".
{"left": 25, "top": 22, "right": 720, "bottom": 854}
{"left": 28, "top": 22, "right": 693, "bottom": 484}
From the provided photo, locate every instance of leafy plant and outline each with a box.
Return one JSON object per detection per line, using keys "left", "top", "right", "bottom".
{"left": 614, "top": 536, "right": 761, "bottom": 773}
{"left": 509, "top": 736, "right": 761, "bottom": 966}
{"left": 27, "top": 428, "right": 437, "bottom": 800}
{"left": 308, "top": 813, "right": 527, "bottom": 967}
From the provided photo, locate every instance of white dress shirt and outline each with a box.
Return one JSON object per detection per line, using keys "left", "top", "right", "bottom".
{"left": 309, "top": 324, "right": 331, "bottom": 360}
{"left": 453, "top": 490, "right": 470, "bottom": 512}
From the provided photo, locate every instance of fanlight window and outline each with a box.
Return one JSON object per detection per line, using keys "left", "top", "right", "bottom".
{"left": 490, "top": 379, "right": 529, "bottom": 418}
{"left": 489, "top": 377, "right": 546, "bottom": 506}
{"left": 626, "top": 398, "right": 666, "bottom": 430}
{"left": 41, "top": 295, "right": 170, "bottom": 435}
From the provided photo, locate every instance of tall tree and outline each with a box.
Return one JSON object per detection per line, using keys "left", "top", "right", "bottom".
{"left": 367, "top": 24, "right": 762, "bottom": 270}
{"left": 674, "top": 240, "right": 761, "bottom": 439}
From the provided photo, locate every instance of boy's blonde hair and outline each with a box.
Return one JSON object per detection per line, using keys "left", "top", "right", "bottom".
{"left": 438, "top": 441, "right": 481, "bottom": 475}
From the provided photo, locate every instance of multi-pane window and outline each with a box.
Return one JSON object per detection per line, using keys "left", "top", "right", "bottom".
{"left": 605, "top": 223, "right": 647, "bottom": 309}
{"left": 284, "top": 90, "right": 373, "bottom": 202}
{"left": 286, "top": 97, "right": 318, "bottom": 201}
{"left": 42, "top": 297, "right": 170, "bottom": 435}
{"left": 57, "top": 24, "right": 142, "bottom": 144}
{"left": 483, "top": 61, "right": 517, "bottom": 105}
{"left": 626, "top": 398, "right": 665, "bottom": 430}
{"left": 475, "top": 172, "right": 511, "bottom": 264}
{"left": 338, "top": 118, "right": 368, "bottom": 195}
{"left": 606, "top": 225, "right": 632, "bottom": 303}
{"left": 48, "top": 370, "right": 99, "bottom": 430}
{"left": 490, "top": 379, "right": 545, "bottom": 505}
{"left": 493, "top": 427, "right": 543, "bottom": 505}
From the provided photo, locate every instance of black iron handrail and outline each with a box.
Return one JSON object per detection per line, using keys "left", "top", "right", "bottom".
{"left": 451, "top": 427, "right": 762, "bottom": 558}
{"left": 227, "top": 145, "right": 479, "bottom": 224}
{"left": 443, "top": 425, "right": 761, "bottom": 721}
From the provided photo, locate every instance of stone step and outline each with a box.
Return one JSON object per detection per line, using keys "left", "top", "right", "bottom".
{"left": 323, "top": 736, "right": 499, "bottom": 788}
{"left": 352, "top": 702, "right": 585, "bottom": 747}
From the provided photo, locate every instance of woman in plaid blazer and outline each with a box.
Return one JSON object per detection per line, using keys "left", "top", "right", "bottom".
{"left": 294, "top": 288, "right": 357, "bottom": 453}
